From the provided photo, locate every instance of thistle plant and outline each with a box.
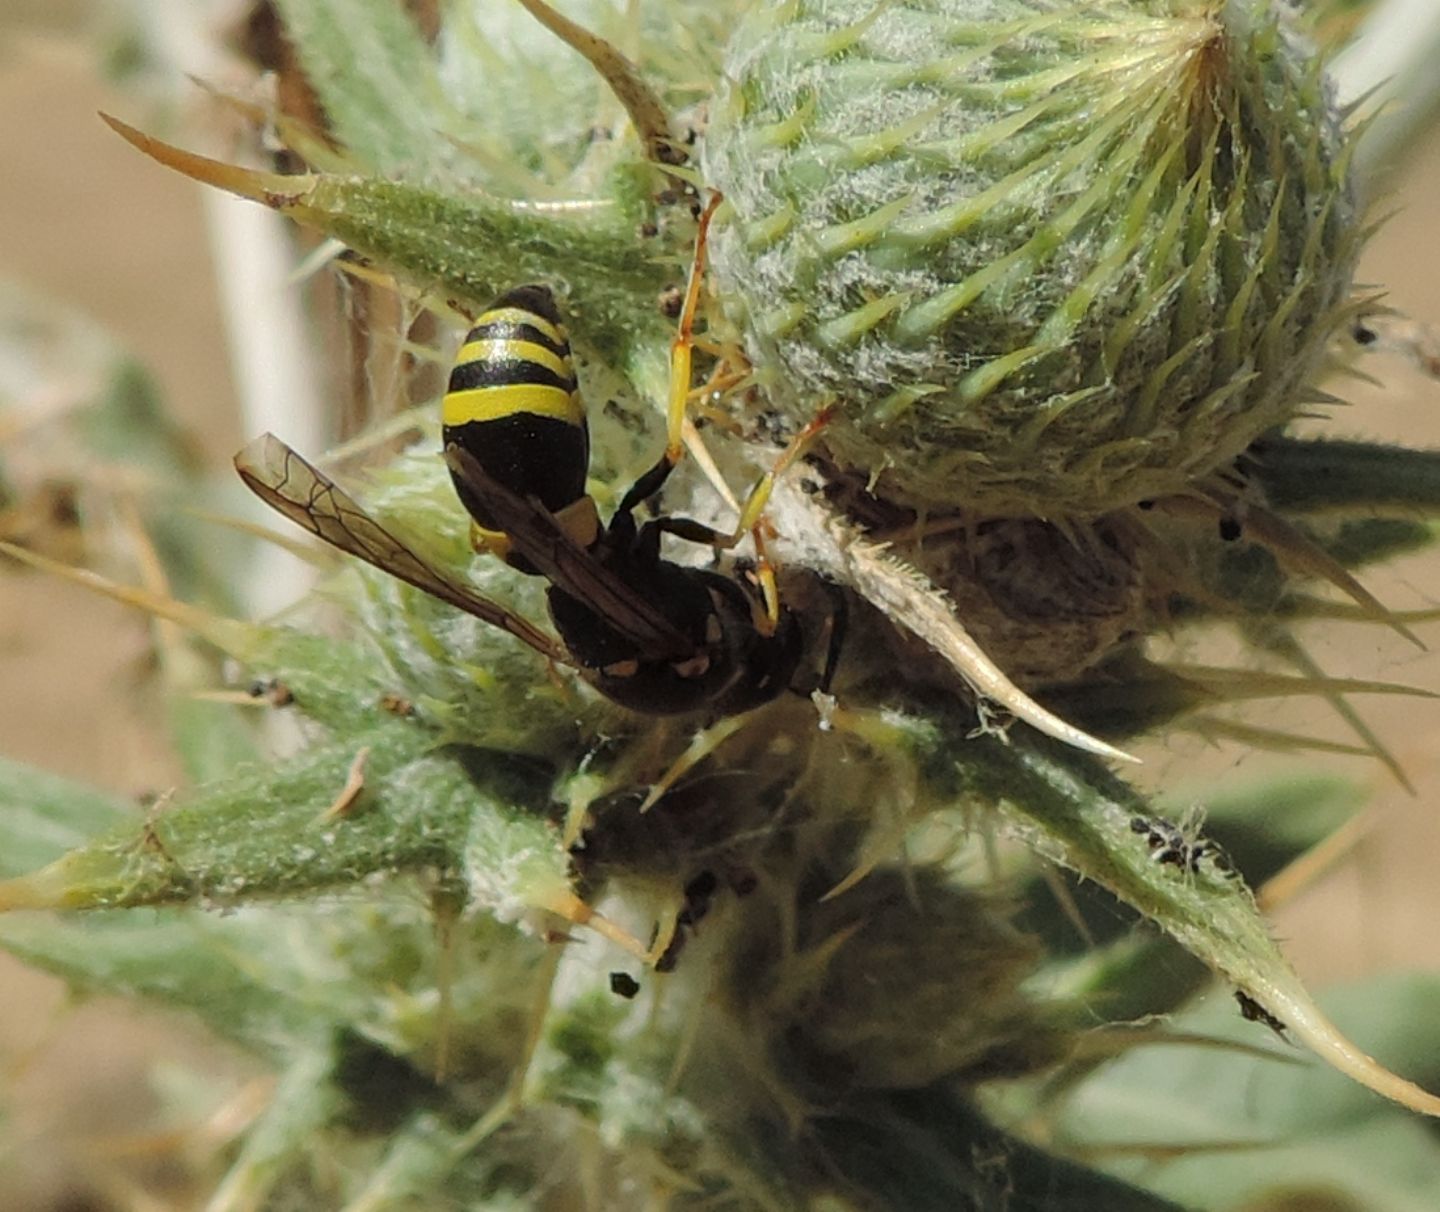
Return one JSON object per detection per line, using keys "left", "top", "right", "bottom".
{"left": 704, "top": 0, "right": 1361, "bottom": 516}
{"left": 3, "top": 0, "right": 1440, "bottom": 1209}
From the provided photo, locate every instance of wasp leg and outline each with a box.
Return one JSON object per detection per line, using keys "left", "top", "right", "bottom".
{"left": 615, "top": 192, "right": 727, "bottom": 521}
{"left": 623, "top": 185, "right": 831, "bottom": 631}
{"left": 645, "top": 407, "right": 836, "bottom": 554}
{"left": 643, "top": 406, "right": 837, "bottom": 633}
{"left": 727, "top": 405, "right": 836, "bottom": 629}
{"left": 665, "top": 191, "right": 724, "bottom": 464}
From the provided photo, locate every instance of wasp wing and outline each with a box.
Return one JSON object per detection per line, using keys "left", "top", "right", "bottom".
{"left": 236, "top": 433, "right": 572, "bottom": 666}
{"left": 444, "top": 444, "right": 695, "bottom": 659}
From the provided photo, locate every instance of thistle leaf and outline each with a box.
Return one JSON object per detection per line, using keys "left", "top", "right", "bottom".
{"left": 1044, "top": 975, "right": 1440, "bottom": 1211}
{"left": 99, "top": 115, "right": 662, "bottom": 357}
{"left": 939, "top": 726, "right": 1440, "bottom": 1116}
{"left": 1255, "top": 436, "right": 1440, "bottom": 514}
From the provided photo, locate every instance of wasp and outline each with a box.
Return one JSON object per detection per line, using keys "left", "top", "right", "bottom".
{"left": 237, "top": 198, "right": 826, "bottom": 718}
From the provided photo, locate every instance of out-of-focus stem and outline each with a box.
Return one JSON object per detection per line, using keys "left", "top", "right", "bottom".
{"left": 202, "top": 189, "right": 325, "bottom": 618}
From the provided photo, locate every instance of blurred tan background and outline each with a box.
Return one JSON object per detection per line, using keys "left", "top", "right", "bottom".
{"left": 1, "top": 5, "right": 1439, "bottom": 1208}
{"left": 0, "top": 16, "right": 255, "bottom": 1209}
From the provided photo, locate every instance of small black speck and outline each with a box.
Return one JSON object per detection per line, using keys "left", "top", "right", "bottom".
{"left": 609, "top": 971, "right": 641, "bottom": 999}
{"left": 684, "top": 870, "right": 719, "bottom": 901}
{"left": 247, "top": 677, "right": 294, "bottom": 707}
{"left": 1353, "top": 322, "right": 1378, "bottom": 346}
{"left": 1218, "top": 516, "right": 1242, "bottom": 542}
{"left": 1235, "top": 990, "right": 1287, "bottom": 1037}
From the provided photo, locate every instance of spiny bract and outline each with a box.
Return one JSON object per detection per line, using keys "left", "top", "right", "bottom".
{"left": 703, "top": 0, "right": 1361, "bottom": 515}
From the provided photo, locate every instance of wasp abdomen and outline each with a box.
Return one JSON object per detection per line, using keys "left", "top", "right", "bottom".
{"left": 442, "top": 285, "right": 591, "bottom": 563}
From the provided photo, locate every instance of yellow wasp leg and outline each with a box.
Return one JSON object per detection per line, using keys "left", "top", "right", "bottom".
{"left": 653, "top": 405, "right": 836, "bottom": 635}
{"left": 665, "top": 191, "right": 725, "bottom": 464}
{"left": 657, "top": 192, "right": 833, "bottom": 634}
{"left": 733, "top": 408, "right": 836, "bottom": 536}
{"left": 719, "top": 404, "right": 838, "bottom": 634}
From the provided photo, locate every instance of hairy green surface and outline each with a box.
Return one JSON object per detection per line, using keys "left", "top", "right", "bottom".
{"left": 704, "top": 0, "right": 1363, "bottom": 514}
{"left": 2, "top": 0, "right": 1439, "bottom": 1208}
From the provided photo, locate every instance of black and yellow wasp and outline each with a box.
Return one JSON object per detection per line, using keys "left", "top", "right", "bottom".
{"left": 236, "top": 203, "right": 823, "bottom": 717}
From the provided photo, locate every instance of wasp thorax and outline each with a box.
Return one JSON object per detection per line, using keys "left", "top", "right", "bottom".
{"left": 703, "top": 0, "right": 1361, "bottom": 516}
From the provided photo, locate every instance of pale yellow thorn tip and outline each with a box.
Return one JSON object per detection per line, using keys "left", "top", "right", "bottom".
{"left": 100, "top": 112, "right": 313, "bottom": 206}
{"left": 1264, "top": 985, "right": 1440, "bottom": 1117}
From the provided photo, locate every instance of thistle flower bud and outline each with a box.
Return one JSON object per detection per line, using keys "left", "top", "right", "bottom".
{"left": 704, "top": 0, "right": 1361, "bottom": 515}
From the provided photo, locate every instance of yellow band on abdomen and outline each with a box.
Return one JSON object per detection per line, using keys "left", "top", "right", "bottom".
{"left": 473, "top": 306, "right": 567, "bottom": 349}
{"left": 443, "top": 382, "right": 584, "bottom": 427}
{"left": 454, "top": 338, "right": 571, "bottom": 382}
